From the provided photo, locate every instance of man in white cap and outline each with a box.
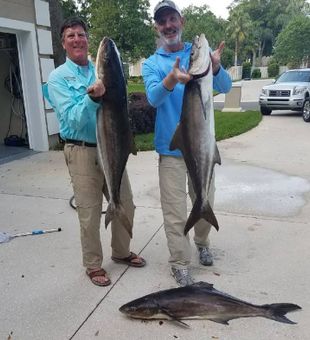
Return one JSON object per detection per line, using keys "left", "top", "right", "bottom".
{"left": 142, "top": 0, "right": 232, "bottom": 286}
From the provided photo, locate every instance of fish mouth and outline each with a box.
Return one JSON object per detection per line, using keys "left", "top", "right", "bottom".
{"left": 189, "top": 33, "right": 210, "bottom": 76}
{"left": 99, "top": 37, "right": 111, "bottom": 60}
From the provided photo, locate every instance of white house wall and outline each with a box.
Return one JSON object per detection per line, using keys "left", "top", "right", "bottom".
{"left": 0, "top": 0, "right": 59, "bottom": 151}
{"left": 35, "top": 0, "right": 59, "bottom": 141}
{"left": 34, "top": 0, "right": 51, "bottom": 27}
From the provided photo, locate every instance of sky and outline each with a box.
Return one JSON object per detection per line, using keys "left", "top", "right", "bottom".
{"left": 149, "top": 0, "right": 232, "bottom": 19}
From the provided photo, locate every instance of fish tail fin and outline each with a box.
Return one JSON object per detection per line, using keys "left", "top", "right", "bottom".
{"left": 262, "top": 303, "right": 302, "bottom": 324}
{"left": 105, "top": 203, "right": 133, "bottom": 238}
{"left": 184, "top": 199, "right": 219, "bottom": 235}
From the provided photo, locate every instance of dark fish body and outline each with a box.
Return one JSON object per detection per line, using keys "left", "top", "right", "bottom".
{"left": 169, "top": 34, "right": 220, "bottom": 235}
{"left": 95, "top": 37, "right": 136, "bottom": 237}
{"left": 119, "top": 281, "right": 301, "bottom": 325}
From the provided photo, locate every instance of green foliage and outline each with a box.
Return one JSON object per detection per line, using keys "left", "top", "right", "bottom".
{"left": 87, "top": 0, "right": 155, "bottom": 63}
{"left": 267, "top": 60, "right": 279, "bottom": 78}
{"left": 274, "top": 15, "right": 310, "bottom": 66}
{"left": 59, "top": 0, "right": 78, "bottom": 18}
{"left": 229, "top": 0, "right": 310, "bottom": 65}
{"left": 242, "top": 61, "right": 252, "bottom": 79}
{"left": 182, "top": 5, "right": 227, "bottom": 50}
{"left": 226, "top": 6, "right": 252, "bottom": 65}
{"left": 221, "top": 47, "right": 234, "bottom": 69}
{"left": 129, "top": 76, "right": 143, "bottom": 83}
{"left": 251, "top": 68, "right": 261, "bottom": 78}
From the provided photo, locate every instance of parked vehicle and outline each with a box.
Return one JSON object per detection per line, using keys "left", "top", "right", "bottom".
{"left": 259, "top": 69, "right": 310, "bottom": 122}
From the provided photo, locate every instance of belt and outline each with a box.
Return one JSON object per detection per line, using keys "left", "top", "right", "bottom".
{"left": 65, "top": 139, "right": 97, "bottom": 147}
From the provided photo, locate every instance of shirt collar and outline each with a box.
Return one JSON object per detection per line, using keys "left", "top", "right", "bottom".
{"left": 156, "top": 42, "right": 192, "bottom": 56}
{"left": 65, "top": 57, "right": 95, "bottom": 74}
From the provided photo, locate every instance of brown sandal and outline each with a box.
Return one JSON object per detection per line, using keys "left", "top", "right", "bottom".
{"left": 86, "top": 268, "right": 111, "bottom": 286}
{"left": 111, "top": 252, "right": 146, "bottom": 267}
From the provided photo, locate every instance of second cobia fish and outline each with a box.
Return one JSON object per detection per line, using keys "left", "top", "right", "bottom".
{"left": 95, "top": 37, "right": 136, "bottom": 237}
{"left": 119, "top": 281, "right": 301, "bottom": 327}
{"left": 170, "top": 34, "right": 220, "bottom": 236}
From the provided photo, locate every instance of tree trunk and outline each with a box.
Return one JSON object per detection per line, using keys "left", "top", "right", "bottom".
{"left": 252, "top": 48, "right": 257, "bottom": 67}
{"left": 48, "top": 0, "right": 66, "bottom": 67}
{"left": 234, "top": 39, "right": 238, "bottom": 66}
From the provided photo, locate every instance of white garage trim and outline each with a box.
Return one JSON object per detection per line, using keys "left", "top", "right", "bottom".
{"left": 0, "top": 17, "right": 49, "bottom": 151}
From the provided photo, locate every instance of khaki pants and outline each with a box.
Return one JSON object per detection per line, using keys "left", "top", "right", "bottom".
{"left": 159, "top": 155, "right": 215, "bottom": 269}
{"left": 64, "top": 144, "right": 135, "bottom": 269}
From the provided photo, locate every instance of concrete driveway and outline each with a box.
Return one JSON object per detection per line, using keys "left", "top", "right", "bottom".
{"left": 0, "top": 105, "right": 309, "bottom": 338}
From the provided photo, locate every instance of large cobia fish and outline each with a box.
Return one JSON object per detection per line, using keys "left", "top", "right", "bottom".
{"left": 119, "top": 281, "right": 301, "bottom": 327}
{"left": 95, "top": 37, "right": 136, "bottom": 237}
{"left": 169, "top": 34, "right": 220, "bottom": 235}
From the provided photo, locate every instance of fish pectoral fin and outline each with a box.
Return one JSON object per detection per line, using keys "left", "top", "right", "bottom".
{"left": 214, "top": 143, "right": 221, "bottom": 165}
{"left": 105, "top": 203, "right": 114, "bottom": 229}
{"left": 169, "top": 124, "right": 183, "bottom": 152}
{"left": 102, "top": 182, "right": 110, "bottom": 201}
{"left": 160, "top": 308, "right": 190, "bottom": 328}
{"left": 208, "top": 318, "right": 230, "bottom": 325}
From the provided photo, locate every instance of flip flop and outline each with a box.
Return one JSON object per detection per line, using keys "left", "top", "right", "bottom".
{"left": 86, "top": 268, "right": 111, "bottom": 287}
{"left": 111, "top": 252, "right": 146, "bottom": 267}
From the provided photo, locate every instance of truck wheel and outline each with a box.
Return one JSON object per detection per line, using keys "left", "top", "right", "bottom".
{"left": 260, "top": 107, "right": 272, "bottom": 115}
{"left": 302, "top": 99, "right": 310, "bottom": 122}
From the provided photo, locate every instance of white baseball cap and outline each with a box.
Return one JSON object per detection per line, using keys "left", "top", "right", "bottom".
{"left": 154, "top": 0, "right": 182, "bottom": 21}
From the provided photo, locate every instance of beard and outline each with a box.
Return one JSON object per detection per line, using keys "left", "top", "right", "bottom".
{"left": 160, "top": 29, "right": 182, "bottom": 47}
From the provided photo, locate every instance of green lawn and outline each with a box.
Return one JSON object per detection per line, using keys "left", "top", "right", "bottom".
{"left": 134, "top": 110, "right": 262, "bottom": 151}
{"left": 127, "top": 82, "right": 145, "bottom": 93}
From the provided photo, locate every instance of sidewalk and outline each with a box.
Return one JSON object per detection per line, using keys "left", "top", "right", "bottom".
{"left": 0, "top": 114, "right": 309, "bottom": 339}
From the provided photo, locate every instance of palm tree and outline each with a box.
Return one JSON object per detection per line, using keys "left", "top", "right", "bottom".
{"left": 226, "top": 7, "right": 252, "bottom": 66}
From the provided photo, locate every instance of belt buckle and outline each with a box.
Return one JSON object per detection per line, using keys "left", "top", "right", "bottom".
{"left": 81, "top": 141, "right": 86, "bottom": 147}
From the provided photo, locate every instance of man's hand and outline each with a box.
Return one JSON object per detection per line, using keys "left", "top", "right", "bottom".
{"left": 211, "top": 41, "right": 225, "bottom": 75}
{"left": 163, "top": 57, "right": 192, "bottom": 91}
{"left": 172, "top": 57, "right": 192, "bottom": 84}
{"left": 87, "top": 80, "right": 106, "bottom": 101}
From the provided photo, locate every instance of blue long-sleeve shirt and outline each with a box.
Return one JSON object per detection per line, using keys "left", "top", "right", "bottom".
{"left": 42, "top": 58, "right": 100, "bottom": 143}
{"left": 142, "top": 43, "right": 232, "bottom": 157}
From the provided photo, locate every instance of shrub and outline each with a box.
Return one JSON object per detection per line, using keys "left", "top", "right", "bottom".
{"left": 268, "top": 62, "right": 279, "bottom": 78}
{"left": 242, "top": 62, "right": 252, "bottom": 79}
{"left": 128, "top": 76, "right": 143, "bottom": 83}
{"left": 128, "top": 92, "right": 156, "bottom": 134}
{"left": 251, "top": 68, "right": 261, "bottom": 79}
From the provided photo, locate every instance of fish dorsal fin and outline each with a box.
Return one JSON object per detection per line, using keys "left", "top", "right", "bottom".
{"left": 192, "top": 281, "right": 214, "bottom": 289}
{"left": 208, "top": 318, "right": 229, "bottom": 325}
{"left": 169, "top": 123, "right": 184, "bottom": 153}
{"left": 160, "top": 307, "right": 190, "bottom": 328}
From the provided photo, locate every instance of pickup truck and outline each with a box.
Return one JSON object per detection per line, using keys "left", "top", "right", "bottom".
{"left": 259, "top": 68, "right": 310, "bottom": 122}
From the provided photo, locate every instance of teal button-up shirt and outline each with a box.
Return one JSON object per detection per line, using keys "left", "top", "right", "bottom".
{"left": 42, "top": 58, "right": 100, "bottom": 143}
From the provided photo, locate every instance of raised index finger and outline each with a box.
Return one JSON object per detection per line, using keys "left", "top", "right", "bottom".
{"left": 217, "top": 41, "right": 225, "bottom": 55}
